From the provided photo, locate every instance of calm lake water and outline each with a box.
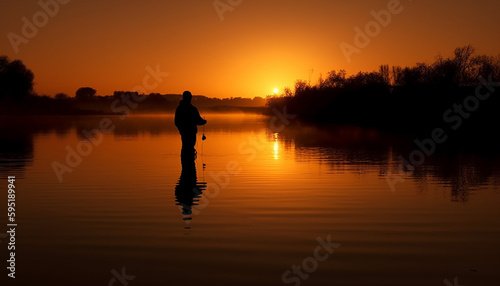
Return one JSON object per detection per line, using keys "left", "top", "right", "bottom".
{"left": 1, "top": 114, "right": 499, "bottom": 285}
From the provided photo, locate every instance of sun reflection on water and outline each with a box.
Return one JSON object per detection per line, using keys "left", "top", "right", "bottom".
{"left": 273, "top": 133, "right": 279, "bottom": 160}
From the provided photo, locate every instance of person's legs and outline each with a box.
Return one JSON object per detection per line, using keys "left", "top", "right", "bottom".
{"left": 180, "top": 132, "right": 197, "bottom": 159}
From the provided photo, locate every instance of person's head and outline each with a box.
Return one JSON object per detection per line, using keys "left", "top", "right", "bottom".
{"left": 182, "top": 91, "right": 192, "bottom": 103}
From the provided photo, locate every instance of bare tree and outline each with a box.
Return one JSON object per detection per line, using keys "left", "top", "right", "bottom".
{"left": 453, "top": 45, "right": 475, "bottom": 85}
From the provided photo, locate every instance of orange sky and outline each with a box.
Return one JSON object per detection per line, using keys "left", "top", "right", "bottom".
{"left": 1, "top": 0, "right": 499, "bottom": 98}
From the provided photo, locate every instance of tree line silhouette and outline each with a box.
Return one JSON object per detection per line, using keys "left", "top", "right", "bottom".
{"left": 267, "top": 46, "right": 500, "bottom": 141}
{"left": 2, "top": 45, "right": 499, "bottom": 132}
{"left": 0, "top": 56, "right": 266, "bottom": 115}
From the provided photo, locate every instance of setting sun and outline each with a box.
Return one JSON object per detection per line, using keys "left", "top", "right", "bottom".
{"left": 273, "top": 88, "right": 279, "bottom": 94}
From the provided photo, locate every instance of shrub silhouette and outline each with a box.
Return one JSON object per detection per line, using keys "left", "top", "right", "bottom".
{"left": 75, "top": 87, "right": 97, "bottom": 101}
{"left": 0, "top": 56, "right": 34, "bottom": 101}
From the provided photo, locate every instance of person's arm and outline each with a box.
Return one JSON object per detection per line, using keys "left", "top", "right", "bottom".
{"left": 194, "top": 108, "right": 207, "bottom": 125}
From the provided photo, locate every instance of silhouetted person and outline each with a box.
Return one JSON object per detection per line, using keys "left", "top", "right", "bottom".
{"left": 175, "top": 154, "right": 206, "bottom": 226}
{"left": 175, "top": 91, "right": 207, "bottom": 159}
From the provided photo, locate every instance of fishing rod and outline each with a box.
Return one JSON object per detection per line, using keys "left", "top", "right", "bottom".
{"left": 201, "top": 121, "right": 206, "bottom": 175}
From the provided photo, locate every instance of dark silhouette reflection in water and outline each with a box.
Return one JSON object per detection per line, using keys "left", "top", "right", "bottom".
{"left": 410, "top": 154, "right": 497, "bottom": 202}
{"left": 0, "top": 127, "right": 34, "bottom": 177}
{"left": 0, "top": 134, "right": 33, "bottom": 177}
{"left": 175, "top": 154, "right": 207, "bottom": 228}
{"left": 278, "top": 123, "right": 500, "bottom": 202}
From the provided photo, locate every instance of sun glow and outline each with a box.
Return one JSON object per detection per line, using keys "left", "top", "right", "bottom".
{"left": 273, "top": 88, "right": 279, "bottom": 95}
